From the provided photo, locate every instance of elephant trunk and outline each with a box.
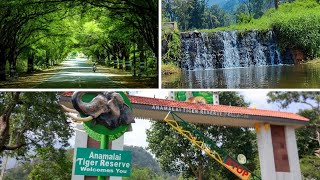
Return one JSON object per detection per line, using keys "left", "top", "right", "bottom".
{"left": 72, "top": 92, "right": 87, "bottom": 116}
{"left": 71, "top": 92, "right": 105, "bottom": 118}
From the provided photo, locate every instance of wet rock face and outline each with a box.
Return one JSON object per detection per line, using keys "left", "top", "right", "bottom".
{"left": 180, "top": 30, "right": 293, "bottom": 70}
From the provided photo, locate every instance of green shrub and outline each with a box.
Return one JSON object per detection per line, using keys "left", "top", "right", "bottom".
{"left": 201, "top": 0, "right": 320, "bottom": 58}
{"left": 162, "top": 62, "right": 181, "bottom": 75}
{"left": 162, "top": 28, "right": 181, "bottom": 64}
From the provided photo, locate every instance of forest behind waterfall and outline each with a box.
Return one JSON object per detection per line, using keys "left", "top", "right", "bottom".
{"left": 162, "top": 0, "right": 296, "bottom": 31}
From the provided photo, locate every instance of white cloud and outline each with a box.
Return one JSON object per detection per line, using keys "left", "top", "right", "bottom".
{"left": 239, "top": 90, "right": 275, "bottom": 110}
{"left": 124, "top": 119, "right": 152, "bottom": 148}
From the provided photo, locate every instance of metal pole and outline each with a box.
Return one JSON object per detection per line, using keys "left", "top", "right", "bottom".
{"left": 98, "top": 135, "right": 109, "bottom": 180}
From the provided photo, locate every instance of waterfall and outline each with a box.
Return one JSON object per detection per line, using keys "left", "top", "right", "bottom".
{"left": 222, "top": 31, "right": 240, "bottom": 68}
{"left": 180, "top": 30, "right": 287, "bottom": 70}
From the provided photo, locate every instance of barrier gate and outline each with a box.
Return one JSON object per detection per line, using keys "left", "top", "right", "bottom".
{"left": 163, "top": 111, "right": 261, "bottom": 180}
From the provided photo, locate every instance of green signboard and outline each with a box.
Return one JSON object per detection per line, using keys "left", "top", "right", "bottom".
{"left": 74, "top": 148, "right": 132, "bottom": 177}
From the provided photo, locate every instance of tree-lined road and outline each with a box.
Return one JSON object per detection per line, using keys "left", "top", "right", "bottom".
{"left": 35, "top": 58, "right": 126, "bottom": 88}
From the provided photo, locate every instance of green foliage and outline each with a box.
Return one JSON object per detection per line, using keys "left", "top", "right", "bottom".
{"left": 3, "top": 147, "right": 73, "bottom": 180}
{"left": 0, "top": 0, "right": 158, "bottom": 80}
{"left": 204, "top": 0, "right": 320, "bottom": 58}
{"left": 124, "top": 145, "right": 161, "bottom": 173}
{"left": 123, "top": 167, "right": 165, "bottom": 180}
{"left": 147, "top": 92, "right": 258, "bottom": 179}
{"left": 162, "top": 0, "right": 231, "bottom": 31}
{"left": 0, "top": 92, "right": 72, "bottom": 158}
{"left": 161, "top": 62, "right": 181, "bottom": 75}
{"left": 3, "top": 163, "right": 32, "bottom": 180}
{"left": 297, "top": 110, "right": 320, "bottom": 156}
{"left": 236, "top": 13, "right": 254, "bottom": 24}
{"left": 28, "top": 147, "right": 73, "bottom": 180}
{"left": 267, "top": 92, "right": 320, "bottom": 165}
{"left": 272, "top": 8, "right": 320, "bottom": 57}
{"left": 162, "top": 28, "right": 181, "bottom": 65}
{"left": 300, "top": 156, "right": 320, "bottom": 179}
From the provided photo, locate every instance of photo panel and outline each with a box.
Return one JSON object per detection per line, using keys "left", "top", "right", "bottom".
{"left": 1, "top": 90, "right": 318, "bottom": 180}
{"left": 161, "top": 0, "right": 320, "bottom": 89}
{"left": 0, "top": 1, "right": 159, "bottom": 88}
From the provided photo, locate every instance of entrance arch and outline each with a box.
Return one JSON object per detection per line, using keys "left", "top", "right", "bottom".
{"left": 60, "top": 92, "right": 309, "bottom": 180}
{"left": 129, "top": 95, "right": 308, "bottom": 180}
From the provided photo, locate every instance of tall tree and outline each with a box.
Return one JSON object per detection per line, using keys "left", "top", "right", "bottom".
{"left": 147, "top": 92, "right": 258, "bottom": 180}
{"left": 0, "top": 0, "right": 76, "bottom": 80}
{"left": 172, "top": 0, "right": 194, "bottom": 31}
{"left": 267, "top": 92, "right": 320, "bottom": 157}
{"left": 274, "top": 0, "right": 279, "bottom": 9}
{"left": 0, "top": 92, "right": 72, "bottom": 157}
{"left": 3, "top": 147, "right": 73, "bottom": 180}
{"left": 28, "top": 147, "right": 73, "bottom": 180}
{"left": 0, "top": 0, "right": 158, "bottom": 80}
{"left": 83, "top": 0, "right": 158, "bottom": 59}
{"left": 190, "top": 0, "right": 206, "bottom": 29}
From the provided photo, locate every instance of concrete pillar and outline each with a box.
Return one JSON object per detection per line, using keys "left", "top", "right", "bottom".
{"left": 282, "top": 127, "right": 302, "bottom": 180}
{"left": 72, "top": 124, "right": 88, "bottom": 180}
{"left": 256, "top": 123, "right": 277, "bottom": 180}
{"left": 256, "top": 124, "right": 302, "bottom": 180}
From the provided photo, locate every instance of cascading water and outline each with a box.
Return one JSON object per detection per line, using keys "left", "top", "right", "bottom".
{"left": 221, "top": 31, "right": 240, "bottom": 68}
{"left": 180, "top": 30, "right": 289, "bottom": 70}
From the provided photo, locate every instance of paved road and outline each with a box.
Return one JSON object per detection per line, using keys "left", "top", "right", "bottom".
{"left": 35, "top": 58, "right": 126, "bottom": 88}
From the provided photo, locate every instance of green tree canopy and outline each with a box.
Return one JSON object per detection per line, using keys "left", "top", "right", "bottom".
{"left": 3, "top": 147, "right": 73, "bottom": 180}
{"left": 0, "top": 92, "right": 72, "bottom": 158}
{"left": 267, "top": 91, "right": 320, "bottom": 179}
{"left": 147, "top": 92, "right": 258, "bottom": 180}
{"left": 0, "top": 0, "right": 158, "bottom": 81}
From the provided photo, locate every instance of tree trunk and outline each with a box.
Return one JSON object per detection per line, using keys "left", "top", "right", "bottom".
{"left": 125, "top": 51, "right": 130, "bottom": 71}
{"left": 0, "top": 115, "right": 10, "bottom": 152}
{"left": 0, "top": 92, "right": 20, "bottom": 152}
{"left": 27, "top": 55, "right": 34, "bottom": 74}
{"left": 275, "top": 0, "right": 279, "bottom": 9}
{"left": 45, "top": 50, "right": 49, "bottom": 68}
{"left": 198, "top": 173, "right": 203, "bottom": 180}
{"left": 113, "top": 56, "right": 117, "bottom": 69}
{"left": 133, "top": 43, "right": 136, "bottom": 77}
{"left": 138, "top": 41, "right": 145, "bottom": 75}
{"left": 8, "top": 50, "right": 17, "bottom": 78}
{"left": 107, "top": 53, "right": 111, "bottom": 66}
{"left": 0, "top": 50, "right": 6, "bottom": 81}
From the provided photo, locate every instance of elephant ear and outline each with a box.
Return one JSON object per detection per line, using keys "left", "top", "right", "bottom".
{"left": 119, "top": 103, "right": 135, "bottom": 125}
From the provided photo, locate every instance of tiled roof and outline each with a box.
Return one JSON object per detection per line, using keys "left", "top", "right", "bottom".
{"left": 61, "top": 91, "right": 74, "bottom": 96}
{"left": 128, "top": 95, "right": 309, "bottom": 122}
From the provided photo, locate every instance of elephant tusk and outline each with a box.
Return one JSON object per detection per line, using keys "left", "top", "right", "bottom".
{"left": 66, "top": 113, "right": 93, "bottom": 122}
{"left": 61, "top": 104, "right": 79, "bottom": 114}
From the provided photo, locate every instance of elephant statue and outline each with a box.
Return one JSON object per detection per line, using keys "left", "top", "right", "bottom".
{"left": 61, "top": 92, "right": 135, "bottom": 129}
